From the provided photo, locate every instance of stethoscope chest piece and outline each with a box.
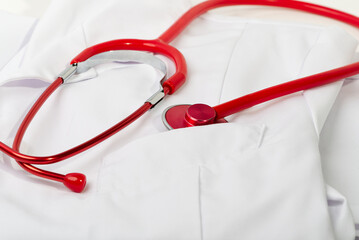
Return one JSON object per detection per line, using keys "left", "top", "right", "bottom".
{"left": 4, "top": 0, "right": 359, "bottom": 193}
{"left": 162, "top": 103, "right": 227, "bottom": 130}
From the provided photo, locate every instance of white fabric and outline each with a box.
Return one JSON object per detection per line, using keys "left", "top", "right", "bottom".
{"left": 0, "top": 0, "right": 358, "bottom": 239}
{"left": 0, "top": 10, "right": 36, "bottom": 73}
{"left": 320, "top": 73, "right": 359, "bottom": 236}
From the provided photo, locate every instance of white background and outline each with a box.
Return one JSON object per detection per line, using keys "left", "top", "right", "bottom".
{"left": 0, "top": 0, "right": 357, "bottom": 18}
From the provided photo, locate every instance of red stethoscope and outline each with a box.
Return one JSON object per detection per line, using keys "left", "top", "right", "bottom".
{"left": 1, "top": 0, "right": 359, "bottom": 193}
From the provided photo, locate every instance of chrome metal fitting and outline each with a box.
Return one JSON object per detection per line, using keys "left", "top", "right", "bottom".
{"left": 59, "top": 63, "right": 78, "bottom": 83}
{"left": 146, "top": 89, "right": 165, "bottom": 108}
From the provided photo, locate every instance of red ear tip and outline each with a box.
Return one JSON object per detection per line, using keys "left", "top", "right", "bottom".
{"left": 63, "top": 173, "right": 87, "bottom": 193}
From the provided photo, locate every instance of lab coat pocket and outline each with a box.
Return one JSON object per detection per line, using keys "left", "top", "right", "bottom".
{"left": 93, "top": 122, "right": 343, "bottom": 239}
{"left": 93, "top": 123, "right": 262, "bottom": 240}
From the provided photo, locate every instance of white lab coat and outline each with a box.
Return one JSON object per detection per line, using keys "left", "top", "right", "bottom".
{"left": 0, "top": 0, "right": 358, "bottom": 239}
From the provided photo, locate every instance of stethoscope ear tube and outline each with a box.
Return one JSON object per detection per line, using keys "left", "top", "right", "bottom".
{"left": 5, "top": 48, "right": 179, "bottom": 193}
{"left": 70, "top": 39, "right": 187, "bottom": 95}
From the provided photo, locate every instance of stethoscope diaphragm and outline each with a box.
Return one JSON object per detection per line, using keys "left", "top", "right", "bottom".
{"left": 162, "top": 104, "right": 227, "bottom": 130}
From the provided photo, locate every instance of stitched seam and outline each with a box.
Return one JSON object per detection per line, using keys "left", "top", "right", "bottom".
{"left": 15, "top": 19, "right": 39, "bottom": 70}
{"left": 295, "top": 29, "right": 323, "bottom": 79}
{"left": 202, "top": 13, "right": 323, "bottom": 31}
{"left": 198, "top": 166, "right": 204, "bottom": 240}
{"left": 296, "top": 29, "right": 323, "bottom": 137}
{"left": 81, "top": 24, "right": 89, "bottom": 48}
{"left": 218, "top": 22, "right": 248, "bottom": 104}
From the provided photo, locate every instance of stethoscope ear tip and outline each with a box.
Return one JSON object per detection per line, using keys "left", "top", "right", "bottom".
{"left": 63, "top": 173, "right": 87, "bottom": 193}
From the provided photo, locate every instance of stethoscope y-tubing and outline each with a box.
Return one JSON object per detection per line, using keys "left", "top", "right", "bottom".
{"left": 158, "top": 0, "right": 359, "bottom": 119}
{"left": 214, "top": 62, "right": 359, "bottom": 119}
{"left": 1, "top": 0, "right": 359, "bottom": 192}
{"left": 159, "top": 0, "right": 359, "bottom": 43}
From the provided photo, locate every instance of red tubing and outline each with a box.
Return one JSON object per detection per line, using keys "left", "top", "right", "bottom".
{"left": 157, "top": 0, "right": 359, "bottom": 119}
{"left": 10, "top": 85, "right": 153, "bottom": 192}
{"left": 6, "top": 76, "right": 154, "bottom": 192}
{"left": 6, "top": 40, "right": 179, "bottom": 192}
{"left": 71, "top": 39, "right": 186, "bottom": 95}
{"left": 2, "top": 0, "right": 359, "bottom": 192}
{"left": 213, "top": 61, "right": 359, "bottom": 119}
{"left": 159, "top": 0, "right": 359, "bottom": 43}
